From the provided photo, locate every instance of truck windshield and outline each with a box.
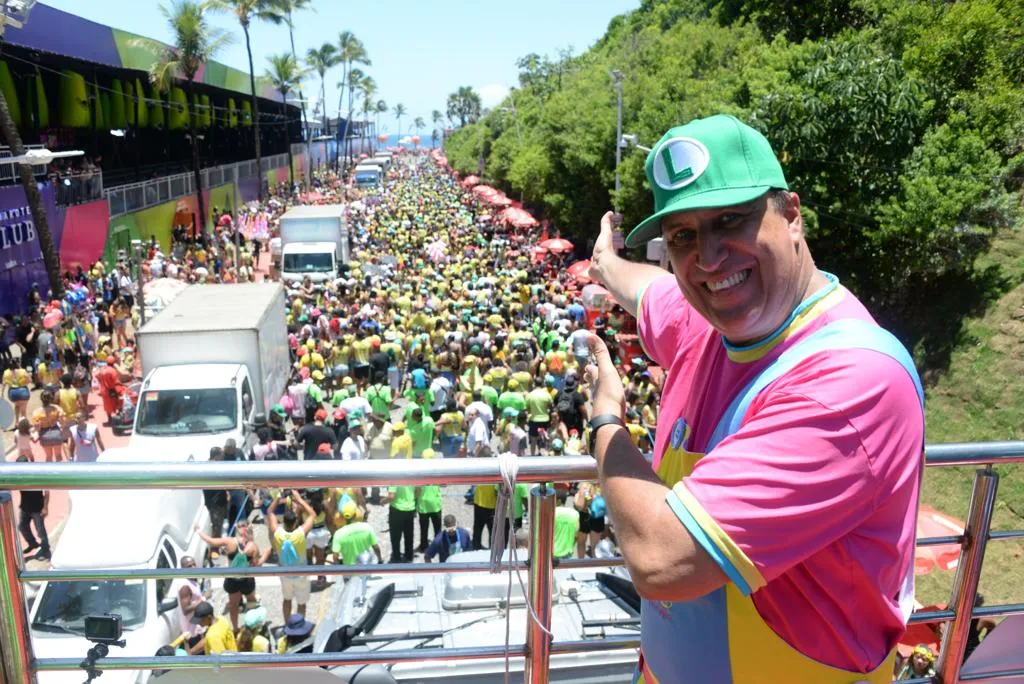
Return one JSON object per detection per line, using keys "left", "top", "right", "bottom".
{"left": 283, "top": 252, "right": 334, "bottom": 273}
{"left": 135, "top": 388, "right": 237, "bottom": 435}
{"left": 33, "top": 580, "right": 146, "bottom": 633}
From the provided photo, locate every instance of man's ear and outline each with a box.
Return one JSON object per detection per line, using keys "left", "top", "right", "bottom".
{"left": 783, "top": 191, "right": 804, "bottom": 241}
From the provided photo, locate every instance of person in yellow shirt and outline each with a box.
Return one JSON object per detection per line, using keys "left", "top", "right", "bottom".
{"left": 3, "top": 365, "right": 32, "bottom": 425}
{"left": 189, "top": 602, "right": 237, "bottom": 654}
{"left": 472, "top": 482, "right": 498, "bottom": 550}
{"left": 390, "top": 422, "right": 413, "bottom": 459}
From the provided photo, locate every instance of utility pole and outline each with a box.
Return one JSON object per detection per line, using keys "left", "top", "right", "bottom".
{"left": 611, "top": 70, "right": 623, "bottom": 213}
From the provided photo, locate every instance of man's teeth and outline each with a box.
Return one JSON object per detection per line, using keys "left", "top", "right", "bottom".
{"left": 706, "top": 270, "right": 749, "bottom": 292}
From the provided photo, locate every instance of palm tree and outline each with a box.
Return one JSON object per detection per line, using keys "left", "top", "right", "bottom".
{"left": 135, "top": 0, "right": 231, "bottom": 236}
{"left": 268, "top": 0, "right": 312, "bottom": 151}
{"left": 393, "top": 103, "right": 406, "bottom": 144}
{"left": 264, "top": 53, "right": 305, "bottom": 189}
{"left": 413, "top": 116, "right": 425, "bottom": 148}
{"left": 208, "top": 0, "right": 280, "bottom": 202}
{"left": 375, "top": 99, "right": 387, "bottom": 149}
{"left": 357, "top": 75, "right": 376, "bottom": 155}
{"left": 0, "top": 101, "right": 62, "bottom": 297}
{"left": 337, "top": 31, "right": 370, "bottom": 165}
{"left": 305, "top": 43, "right": 339, "bottom": 136}
{"left": 344, "top": 67, "right": 365, "bottom": 160}
{"left": 432, "top": 109, "right": 443, "bottom": 147}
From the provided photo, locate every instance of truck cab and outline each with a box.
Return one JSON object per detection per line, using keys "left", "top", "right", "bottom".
{"left": 354, "top": 163, "right": 382, "bottom": 189}
{"left": 131, "top": 363, "right": 259, "bottom": 460}
{"left": 278, "top": 205, "right": 349, "bottom": 286}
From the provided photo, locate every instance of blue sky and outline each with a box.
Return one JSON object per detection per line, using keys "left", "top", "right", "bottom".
{"left": 43, "top": 0, "right": 639, "bottom": 135}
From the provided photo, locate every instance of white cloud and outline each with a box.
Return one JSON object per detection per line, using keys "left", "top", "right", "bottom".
{"left": 477, "top": 83, "right": 510, "bottom": 109}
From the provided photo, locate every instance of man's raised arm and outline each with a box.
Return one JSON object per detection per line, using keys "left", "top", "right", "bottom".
{"left": 588, "top": 211, "right": 667, "bottom": 318}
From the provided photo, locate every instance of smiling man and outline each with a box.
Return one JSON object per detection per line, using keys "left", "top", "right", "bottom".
{"left": 587, "top": 114, "right": 926, "bottom": 683}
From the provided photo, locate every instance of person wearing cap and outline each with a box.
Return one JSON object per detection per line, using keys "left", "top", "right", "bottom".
{"left": 331, "top": 507, "right": 383, "bottom": 565}
{"left": 340, "top": 416, "right": 367, "bottom": 461}
{"left": 585, "top": 114, "right": 924, "bottom": 682}
{"left": 390, "top": 420, "right": 413, "bottom": 459}
{"left": 278, "top": 614, "right": 316, "bottom": 654}
{"left": 236, "top": 606, "right": 271, "bottom": 653}
{"left": 296, "top": 408, "right": 336, "bottom": 461}
{"left": 188, "top": 600, "right": 237, "bottom": 655}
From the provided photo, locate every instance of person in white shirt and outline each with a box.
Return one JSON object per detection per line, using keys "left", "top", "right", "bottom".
{"left": 466, "top": 396, "right": 494, "bottom": 428}
{"left": 339, "top": 390, "right": 372, "bottom": 421}
{"left": 68, "top": 411, "right": 105, "bottom": 463}
{"left": 465, "top": 407, "right": 491, "bottom": 458}
{"left": 340, "top": 418, "right": 367, "bottom": 461}
{"left": 429, "top": 376, "right": 451, "bottom": 420}
{"left": 568, "top": 324, "right": 592, "bottom": 368}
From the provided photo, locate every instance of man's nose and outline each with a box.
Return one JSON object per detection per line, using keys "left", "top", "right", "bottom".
{"left": 695, "top": 229, "right": 727, "bottom": 273}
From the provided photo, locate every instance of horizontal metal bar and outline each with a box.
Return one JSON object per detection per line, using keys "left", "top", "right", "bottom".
{"left": 924, "top": 441, "right": 1024, "bottom": 467}
{"left": 352, "top": 630, "right": 444, "bottom": 644}
{"left": 908, "top": 603, "right": 1024, "bottom": 626}
{"left": 21, "top": 556, "right": 626, "bottom": 583}
{"left": 990, "top": 529, "right": 1024, "bottom": 542}
{"left": 916, "top": 534, "right": 963, "bottom": 547}
{"left": 581, "top": 618, "right": 641, "bottom": 628}
{"left": 961, "top": 667, "right": 1024, "bottom": 682}
{"left": 36, "top": 645, "right": 527, "bottom": 671}
{"left": 0, "top": 457, "right": 599, "bottom": 491}
{"left": 549, "top": 636, "right": 640, "bottom": 654}
{"left": 1, "top": 443, "right": 1020, "bottom": 493}
{"left": 35, "top": 636, "right": 640, "bottom": 672}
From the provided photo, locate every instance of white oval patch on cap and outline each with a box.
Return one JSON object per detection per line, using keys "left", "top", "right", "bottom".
{"left": 651, "top": 137, "right": 710, "bottom": 191}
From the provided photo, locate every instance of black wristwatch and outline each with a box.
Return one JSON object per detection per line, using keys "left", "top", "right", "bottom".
{"left": 588, "top": 414, "right": 625, "bottom": 455}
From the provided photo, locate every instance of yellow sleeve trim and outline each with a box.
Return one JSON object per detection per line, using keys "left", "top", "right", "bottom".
{"left": 672, "top": 482, "right": 766, "bottom": 593}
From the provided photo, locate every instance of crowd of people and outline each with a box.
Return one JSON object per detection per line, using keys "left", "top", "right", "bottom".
{"left": 3, "top": 150, "right": 664, "bottom": 660}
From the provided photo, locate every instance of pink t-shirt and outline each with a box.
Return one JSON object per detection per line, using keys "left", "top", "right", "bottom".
{"left": 639, "top": 273, "right": 924, "bottom": 671}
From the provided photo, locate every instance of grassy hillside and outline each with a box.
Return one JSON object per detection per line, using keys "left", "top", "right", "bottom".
{"left": 916, "top": 228, "right": 1024, "bottom": 606}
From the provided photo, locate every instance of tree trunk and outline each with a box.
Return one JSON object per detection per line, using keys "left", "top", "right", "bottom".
{"left": 244, "top": 24, "right": 264, "bottom": 202}
{"left": 345, "top": 85, "right": 355, "bottom": 161}
{"left": 0, "top": 71, "right": 63, "bottom": 299}
{"left": 187, "top": 79, "right": 207, "bottom": 239}
{"left": 336, "top": 64, "right": 348, "bottom": 172}
{"left": 322, "top": 77, "right": 330, "bottom": 136}
{"left": 283, "top": 99, "right": 294, "bottom": 190}
{"left": 287, "top": 20, "right": 309, "bottom": 187}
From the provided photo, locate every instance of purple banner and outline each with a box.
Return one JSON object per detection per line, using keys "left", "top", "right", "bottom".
{"left": 5, "top": 4, "right": 122, "bottom": 69}
{"left": 0, "top": 183, "right": 63, "bottom": 316}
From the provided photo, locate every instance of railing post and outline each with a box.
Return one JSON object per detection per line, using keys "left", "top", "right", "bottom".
{"left": 0, "top": 492, "right": 34, "bottom": 684}
{"left": 936, "top": 467, "right": 999, "bottom": 683}
{"left": 525, "top": 484, "right": 555, "bottom": 684}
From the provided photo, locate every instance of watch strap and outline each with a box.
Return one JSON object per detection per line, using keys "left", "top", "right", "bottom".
{"left": 588, "top": 413, "right": 625, "bottom": 453}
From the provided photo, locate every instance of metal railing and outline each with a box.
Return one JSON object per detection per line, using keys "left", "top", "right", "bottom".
{"left": 105, "top": 152, "right": 291, "bottom": 218}
{"left": 0, "top": 444, "right": 1022, "bottom": 683}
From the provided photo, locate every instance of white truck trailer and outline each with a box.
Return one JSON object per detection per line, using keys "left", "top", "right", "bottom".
{"left": 279, "top": 204, "right": 349, "bottom": 285}
{"left": 130, "top": 283, "right": 289, "bottom": 460}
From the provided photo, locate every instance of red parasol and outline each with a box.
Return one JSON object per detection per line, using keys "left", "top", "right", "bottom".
{"left": 486, "top": 194, "right": 513, "bottom": 207}
{"left": 500, "top": 207, "right": 538, "bottom": 228}
{"left": 567, "top": 259, "right": 592, "bottom": 282}
{"left": 540, "top": 238, "right": 574, "bottom": 254}
{"left": 472, "top": 184, "right": 498, "bottom": 196}
{"left": 378, "top": 133, "right": 388, "bottom": 143}
{"left": 462, "top": 175, "right": 481, "bottom": 188}
{"left": 915, "top": 505, "right": 964, "bottom": 575}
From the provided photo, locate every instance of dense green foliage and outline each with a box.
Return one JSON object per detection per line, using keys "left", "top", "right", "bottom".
{"left": 445, "top": 0, "right": 1024, "bottom": 372}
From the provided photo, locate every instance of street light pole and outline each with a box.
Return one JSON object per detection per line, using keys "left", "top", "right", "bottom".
{"left": 611, "top": 70, "right": 623, "bottom": 213}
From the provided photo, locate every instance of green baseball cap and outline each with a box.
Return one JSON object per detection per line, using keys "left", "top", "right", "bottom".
{"left": 625, "top": 114, "right": 788, "bottom": 248}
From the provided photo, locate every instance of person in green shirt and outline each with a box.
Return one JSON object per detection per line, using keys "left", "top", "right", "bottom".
{"left": 553, "top": 491, "right": 580, "bottom": 560}
{"left": 416, "top": 448, "right": 444, "bottom": 552}
{"left": 383, "top": 484, "right": 416, "bottom": 563}
{"left": 365, "top": 380, "right": 393, "bottom": 418}
{"left": 497, "top": 379, "right": 528, "bottom": 415}
{"left": 331, "top": 519, "right": 383, "bottom": 565}
{"left": 406, "top": 406, "right": 436, "bottom": 458}
{"left": 402, "top": 387, "right": 434, "bottom": 421}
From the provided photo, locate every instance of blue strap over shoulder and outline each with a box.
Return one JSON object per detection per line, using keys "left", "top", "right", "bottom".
{"left": 707, "top": 319, "right": 924, "bottom": 452}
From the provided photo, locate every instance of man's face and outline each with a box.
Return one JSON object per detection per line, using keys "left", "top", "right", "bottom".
{"left": 661, "top": 192, "right": 809, "bottom": 345}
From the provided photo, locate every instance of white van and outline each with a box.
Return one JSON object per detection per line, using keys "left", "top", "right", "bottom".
{"left": 28, "top": 451, "right": 210, "bottom": 684}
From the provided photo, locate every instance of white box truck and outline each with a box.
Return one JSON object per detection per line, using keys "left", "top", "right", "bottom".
{"left": 278, "top": 204, "right": 349, "bottom": 285}
{"left": 354, "top": 162, "right": 383, "bottom": 188}
{"left": 130, "top": 283, "right": 290, "bottom": 460}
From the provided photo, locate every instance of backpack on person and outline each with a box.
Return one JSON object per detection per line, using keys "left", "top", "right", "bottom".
{"left": 556, "top": 390, "right": 576, "bottom": 416}
{"left": 304, "top": 390, "right": 319, "bottom": 414}
{"left": 230, "top": 545, "right": 251, "bottom": 569}
{"left": 278, "top": 535, "right": 301, "bottom": 566}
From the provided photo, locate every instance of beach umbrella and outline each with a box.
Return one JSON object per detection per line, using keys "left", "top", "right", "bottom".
{"left": 378, "top": 133, "right": 388, "bottom": 143}
{"left": 540, "top": 238, "right": 574, "bottom": 254}
{"left": 472, "top": 184, "right": 497, "bottom": 196}
{"left": 914, "top": 505, "right": 965, "bottom": 575}
{"left": 567, "top": 259, "right": 592, "bottom": 282}
{"left": 426, "top": 240, "right": 447, "bottom": 263}
{"left": 462, "top": 175, "right": 480, "bottom": 188}
{"left": 485, "top": 193, "right": 512, "bottom": 207}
